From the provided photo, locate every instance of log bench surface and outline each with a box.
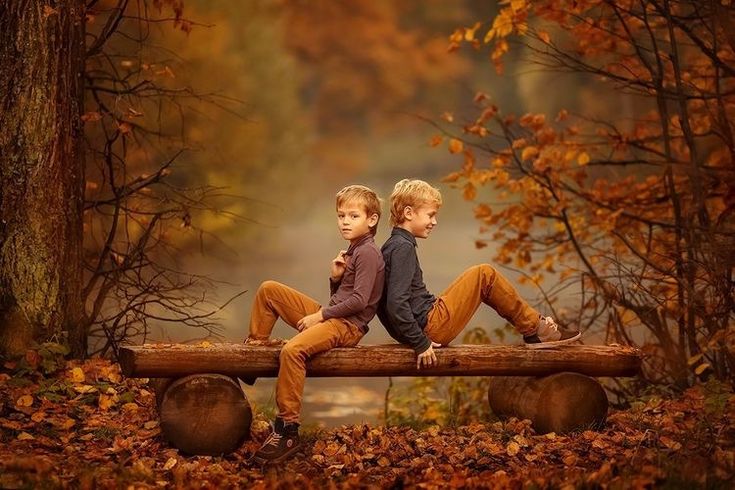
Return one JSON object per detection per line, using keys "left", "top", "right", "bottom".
{"left": 119, "top": 343, "right": 641, "bottom": 378}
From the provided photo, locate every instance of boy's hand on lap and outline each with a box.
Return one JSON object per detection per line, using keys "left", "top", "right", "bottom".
{"left": 297, "top": 310, "right": 324, "bottom": 331}
{"left": 330, "top": 250, "right": 348, "bottom": 281}
{"left": 416, "top": 342, "right": 441, "bottom": 369}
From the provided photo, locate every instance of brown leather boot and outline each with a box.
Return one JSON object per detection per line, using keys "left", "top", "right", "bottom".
{"left": 524, "top": 316, "right": 581, "bottom": 349}
{"left": 250, "top": 418, "right": 301, "bottom": 465}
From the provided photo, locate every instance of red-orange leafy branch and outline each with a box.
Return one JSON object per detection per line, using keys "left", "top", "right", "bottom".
{"left": 439, "top": 0, "right": 735, "bottom": 389}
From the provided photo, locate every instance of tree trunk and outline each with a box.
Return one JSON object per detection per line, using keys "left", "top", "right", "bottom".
{"left": 154, "top": 374, "right": 252, "bottom": 456}
{"left": 0, "top": 0, "right": 86, "bottom": 358}
{"left": 119, "top": 343, "right": 642, "bottom": 378}
{"left": 488, "top": 373, "right": 608, "bottom": 434}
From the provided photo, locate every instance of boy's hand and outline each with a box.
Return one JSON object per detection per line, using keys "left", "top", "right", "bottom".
{"left": 330, "top": 250, "right": 348, "bottom": 281}
{"left": 417, "top": 342, "right": 442, "bottom": 369}
{"left": 297, "top": 310, "right": 324, "bottom": 331}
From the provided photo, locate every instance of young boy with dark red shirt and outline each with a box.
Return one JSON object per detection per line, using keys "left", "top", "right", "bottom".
{"left": 245, "top": 185, "right": 385, "bottom": 464}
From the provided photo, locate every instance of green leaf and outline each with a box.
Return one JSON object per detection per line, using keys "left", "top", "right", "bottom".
{"left": 119, "top": 391, "right": 136, "bottom": 404}
{"left": 42, "top": 342, "right": 70, "bottom": 356}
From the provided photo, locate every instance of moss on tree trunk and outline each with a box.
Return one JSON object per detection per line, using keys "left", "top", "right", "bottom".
{"left": 0, "top": 0, "right": 86, "bottom": 357}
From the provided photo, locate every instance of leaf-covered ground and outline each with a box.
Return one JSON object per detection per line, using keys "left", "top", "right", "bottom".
{"left": 1, "top": 346, "right": 733, "bottom": 489}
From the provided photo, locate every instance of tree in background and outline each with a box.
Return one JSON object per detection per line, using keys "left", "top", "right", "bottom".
{"left": 2, "top": 0, "right": 478, "bottom": 359}
{"left": 1, "top": 1, "right": 87, "bottom": 358}
{"left": 280, "top": 0, "right": 470, "bottom": 175}
{"left": 439, "top": 0, "right": 734, "bottom": 389}
{"left": 81, "top": 0, "right": 255, "bottom": 357}
{"left": 1, "top": 0, "right": 247, "bottom": 359}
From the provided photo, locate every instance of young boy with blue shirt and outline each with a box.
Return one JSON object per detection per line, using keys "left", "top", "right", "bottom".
{"left": 245, "top": 185, "right": 385, "bottom": 463}
{"left": 378, "top": 179, "right": 580, "bottom": 369}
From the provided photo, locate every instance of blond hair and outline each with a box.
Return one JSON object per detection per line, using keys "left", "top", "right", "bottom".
{"left": 389, "top": 179, "right": 443, "bottom": 227}
{"left": 335, "top": 184, "right": 382, "bottom": 235}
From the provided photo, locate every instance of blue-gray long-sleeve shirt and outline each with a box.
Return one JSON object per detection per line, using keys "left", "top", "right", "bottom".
{"left": 377, "top": 227, "right": 436, "bottom": 353}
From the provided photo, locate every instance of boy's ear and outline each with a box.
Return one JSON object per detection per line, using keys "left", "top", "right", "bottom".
{"left": 402, "top": 205, "right": 414, "bottom": 221}
{"left": 368, "top": 213, "right": 379, "bottom": 227}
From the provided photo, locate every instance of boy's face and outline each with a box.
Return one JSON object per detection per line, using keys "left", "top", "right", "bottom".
{"left": 337, "top": 201, "right": 378, "bottom": 242}
{"left": 400, "top": 203, "right": 439, "bottom": 239}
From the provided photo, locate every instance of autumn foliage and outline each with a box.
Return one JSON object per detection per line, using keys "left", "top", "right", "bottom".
{"left": 439, "top": 0, "right": 735, "bottom": 389}
{"left": 81, "top": 0, "right": 251, "bottom": 357}
{"left": 1, "top": 350, "right": 733, "bottom": 487}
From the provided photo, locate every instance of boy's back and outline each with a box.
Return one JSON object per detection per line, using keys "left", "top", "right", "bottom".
{"left": 377, "top": 227, "right": 434, "bottom": 353}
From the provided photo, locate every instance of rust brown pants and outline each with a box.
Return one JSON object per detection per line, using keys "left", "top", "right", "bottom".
{"left": 247, "top": 280, "right": 364, "bottom": 423}
{"left": 424, "top": 264, "right": 539, "bottom": 344}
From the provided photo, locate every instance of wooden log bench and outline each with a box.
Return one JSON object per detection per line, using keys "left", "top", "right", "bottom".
{"left": 119, "top": 343, "right": 642, "bottom": 456}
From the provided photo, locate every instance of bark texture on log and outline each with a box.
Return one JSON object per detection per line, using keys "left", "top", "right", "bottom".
{"left": 156, "top": 374, "right": 252, "bottom": 456}
{"left": 120, "top": 343, "right": 642, "bottom": 378}
{"left": 0, "top": 0, "right": 86, "bottom": 357}
{"left": 488, "top": 373, "right": 608, "bottom": 434}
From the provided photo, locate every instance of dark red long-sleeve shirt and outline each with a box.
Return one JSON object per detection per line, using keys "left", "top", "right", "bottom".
{"left": 322, "top": 233, "right": 385, "bottom": 332}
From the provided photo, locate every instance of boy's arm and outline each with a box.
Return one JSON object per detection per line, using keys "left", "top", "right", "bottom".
{"left": 322, "top": 248, "right": 381, "bottom": 320}
{"left": 384, "top": 244, "right": 432, "bottom": 354}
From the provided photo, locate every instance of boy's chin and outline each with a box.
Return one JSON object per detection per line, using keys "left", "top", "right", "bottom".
{"left": 342, "top": 231, "right": 364, "bottom": 241}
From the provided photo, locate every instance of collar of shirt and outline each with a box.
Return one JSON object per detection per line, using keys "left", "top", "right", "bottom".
{"left": 391, "top": 227, "right": 417, "bottom": 247}
{"left": 345, "top": 232, "right": 374, "bottom": 256}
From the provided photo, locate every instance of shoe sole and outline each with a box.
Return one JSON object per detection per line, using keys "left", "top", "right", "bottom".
{"left": 525, "top": 332, "right": 582, "bottom": 349}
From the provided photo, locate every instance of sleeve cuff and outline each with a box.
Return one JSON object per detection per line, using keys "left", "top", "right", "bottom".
{"left": 413, "top": 336, "right": 432, "bottom": 354}
{"left": 321, "top": 306, "right": 335, "bottom": 320}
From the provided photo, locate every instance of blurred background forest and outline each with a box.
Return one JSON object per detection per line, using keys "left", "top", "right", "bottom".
{"left": 66, "top": 0, "right": 734, "bottom": 427}
{"left": 81, "top": 0, "right": 556, "bottom": 427}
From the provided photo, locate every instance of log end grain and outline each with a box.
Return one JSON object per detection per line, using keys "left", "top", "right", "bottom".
{"left": 158, "top": 374, "right": 252, "bottom": 455}
{"left": 488, "top": 372, "right": 608, "bottom": 434}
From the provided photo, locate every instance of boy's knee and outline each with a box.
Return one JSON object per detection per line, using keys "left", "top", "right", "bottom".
{"left": 280, "top": 341, "right": 306, "bottom": 362}
{"left": 476, "top": 264, "right": 496, "bottom": 278}
{"left": 257, "top": 280, "right": 280, "bottom": 297}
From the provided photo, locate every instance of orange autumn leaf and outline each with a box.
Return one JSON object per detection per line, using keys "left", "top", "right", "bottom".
{"left": 429, "top": 135, "right": 444, "bottom": 147}
{"left": 463, "top": 182, "right": 477, "bottom": 200}
{"left": 81, "top": 112, "right": 102, "bottom": 123}
{"left": 448, "top": 138, "right": 464, "bottom": 154}
{"left": 506, "top": 441, "right": 521, "bottom": 456}
{"left": 69, "top": 367, "right": 85, "bottom": 383}
{"left": 118, "top": 122, "right": 132, "bottom": 135}
{"left": 442, "top": 171, "right": 462, "bottom": 183}
{"left": 15, "top": 395, "right": 33, "bottom": 408}
{"left": 31, "top": 411, "right": 46, "bottom": 423}
{"left": 43, "top": 5, "right": 58, "bottom": 17}
{"left": 474, "top": 203, "right": 492, "bottom": 218}
{"left": 464, "top": 22, "right": 482, "bottom": 41}
{"left": 521, "top": 146, "right": 539, "bottom": 161}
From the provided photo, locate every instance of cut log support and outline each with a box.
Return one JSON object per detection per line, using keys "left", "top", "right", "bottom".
{"left": 488, "top": 372, "right": 608, "bottom": 434}
{"left": 154, "top": 374, "right": 252, "bottom": 456}
{"left": 120, "top": 343, "right": 641, "bottom": 378}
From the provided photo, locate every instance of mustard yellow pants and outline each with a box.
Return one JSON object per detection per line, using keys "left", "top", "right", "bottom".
{"left": 247, "top": 280, "right": 364, "bottom": 423}
{"left": 424, "top": 264, "right": 539, "bottom": 344}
